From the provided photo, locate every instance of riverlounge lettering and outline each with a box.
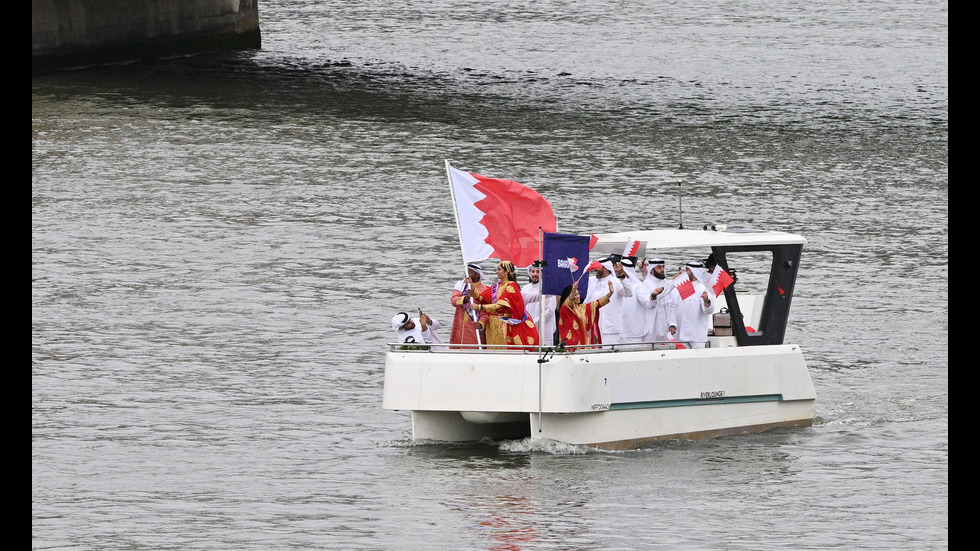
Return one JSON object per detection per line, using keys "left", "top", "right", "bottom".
{"left": 700, "top": 390, "right": 725, "bottom": 399}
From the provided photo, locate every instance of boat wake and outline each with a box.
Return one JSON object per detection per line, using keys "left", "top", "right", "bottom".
{"left": 497, "top": 437, "right": 610, "bottom": 455}
{"left": 379, "top": 436, "right": 609, "bottom": 455}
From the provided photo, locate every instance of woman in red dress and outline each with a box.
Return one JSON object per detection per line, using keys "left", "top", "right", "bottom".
{"left": 467, "top": 261, "right": 539, "bottom": 350}
{"left": 556, "top": 280, "right": 614, "bottom": 347}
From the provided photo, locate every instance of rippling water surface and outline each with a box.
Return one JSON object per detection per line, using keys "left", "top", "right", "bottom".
{"left": 33, "top": 1, "right": 946, "bottom": 549}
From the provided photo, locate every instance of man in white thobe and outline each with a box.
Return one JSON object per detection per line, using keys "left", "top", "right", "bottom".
{"left": 625, "top": 258, "right": 677, "bottom": 343}
{"left": 586, "top": 257, "right": 631, "bottom": 345}
{"left": 619, "top": 257, "right": 656, "bottom": 345}
{"left": 521, "top": 265, "right": 557, "bottom": 346}
{"left": 670, "top": 261, "right": 715, "bottom": 349}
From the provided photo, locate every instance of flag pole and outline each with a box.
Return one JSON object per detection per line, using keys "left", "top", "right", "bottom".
{"left": 537, "top": 225, "right": 544, "bottom": 433}
{"left": 445, "top": 160, "right": 484, "bottom": 347}
{"left": 537, "top": 226, "right": 545, "bottom": 354}
{"left": 445, "top": 160, "right": 469, "bottom": 275}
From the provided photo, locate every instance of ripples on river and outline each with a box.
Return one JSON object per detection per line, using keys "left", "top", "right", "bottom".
{"left": 33, "top": 0, "right": 946, "bottom": 549}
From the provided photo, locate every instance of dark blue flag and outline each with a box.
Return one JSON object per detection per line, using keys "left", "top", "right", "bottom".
{"left": 542, "top": 232, "right": 591, "bottom": 298}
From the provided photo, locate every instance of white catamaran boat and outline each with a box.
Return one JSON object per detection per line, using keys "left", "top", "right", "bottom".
{"left": 383, "top": 228, "right": 816, "bottom": 450}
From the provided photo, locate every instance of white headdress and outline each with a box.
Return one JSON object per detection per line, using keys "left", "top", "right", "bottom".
{"left": 391, "top": 312, "right": 411, "bottom": 331}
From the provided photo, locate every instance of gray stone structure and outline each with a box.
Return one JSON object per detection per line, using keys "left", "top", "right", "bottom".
{"left": 33, "top": 0, "right": 260, "bottom": 70}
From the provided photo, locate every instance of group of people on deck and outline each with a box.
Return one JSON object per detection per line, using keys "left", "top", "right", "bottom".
{"left": 392, "top": 255, "right": 728, "bottom": 350}
{"left": 549, "top": 256, "right": 718, "bottom": 349}
{"left": 449, "top": 261, "right": 540, "bottom": 350}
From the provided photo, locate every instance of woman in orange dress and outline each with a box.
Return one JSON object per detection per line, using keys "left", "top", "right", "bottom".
{"left": 467, "top": 261, "right": 539, "bottom": 350}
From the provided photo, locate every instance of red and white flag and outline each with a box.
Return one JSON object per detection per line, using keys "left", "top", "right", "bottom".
{"left": 566, "top": 257, "right": 579, "bottom": 273}
{"left": 588, "top": 234, "right": 599, "bottom": 250}
{"left": 575, "top": 259, "right": 600, "bottom": 284}
{"left": 622, "top": 238, "right": 640, "bottom": 258}
{"left": 447, "top": 162, "right": 556, "bottom": 268}
{"left": 674, "top": 274, "right": 696, "bottom": 300}
{"left": 707, "top": 265, "right": 735, "bottom": 296}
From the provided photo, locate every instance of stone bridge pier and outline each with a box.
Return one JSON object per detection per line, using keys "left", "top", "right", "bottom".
{"left": 32, "top": 0, "right": 260, "bottom": 71}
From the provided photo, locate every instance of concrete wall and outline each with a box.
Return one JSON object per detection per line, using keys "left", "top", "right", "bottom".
{"left": 33, "top": 0, "right": 260, "bottom": 70}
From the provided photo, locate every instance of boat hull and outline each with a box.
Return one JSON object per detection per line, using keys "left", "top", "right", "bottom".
{"left": 383, "top": 344, "right": 816, "bottom": 449}
{"left": 529, "top": 400, "right": 813, "bottom": 450}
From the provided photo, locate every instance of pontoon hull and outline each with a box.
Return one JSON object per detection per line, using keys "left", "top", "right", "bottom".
{"left": 383, "top": 344, "right": 816, "bottom": 449}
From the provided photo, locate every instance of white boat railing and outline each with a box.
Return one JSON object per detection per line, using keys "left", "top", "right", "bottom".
{"left": 386, "top": 341, "right": 696, "bottom": 353}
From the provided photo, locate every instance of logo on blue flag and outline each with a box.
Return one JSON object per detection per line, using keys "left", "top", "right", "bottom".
{"left": 542, "top": 232, "right": 591, "bottom": 298}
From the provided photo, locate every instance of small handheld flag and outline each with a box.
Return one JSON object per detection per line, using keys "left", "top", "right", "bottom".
{"left": 707, "top": 265, "right": 735, "bottom": 297}
{"left": 576, "top": 260, "right": 602, "bottom": 284}
{"left": 675, "top": 276, "right": 695, "bottom": 300}
{"left": 622, "top": 238, "right": 640, "bottom": 258}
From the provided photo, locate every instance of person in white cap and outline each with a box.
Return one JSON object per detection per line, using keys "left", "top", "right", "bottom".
{"left": 585, "top": 256, "right": 631, "bottom": 345}
{"left": 670, "top": 261, "right": 715, "bottom": 348}
{"left": 521, "top": 264, "right": 557, "bottom": 346}
{"left": 391, "top": 310, "right": 445, "bottom": 349}
{"left": 449, "top": 263, "right": 489, "bottom": 346}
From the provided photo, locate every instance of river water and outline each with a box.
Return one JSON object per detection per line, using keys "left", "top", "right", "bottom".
{"left": 33, "top": 0, "right": 947, "bottom": 549}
